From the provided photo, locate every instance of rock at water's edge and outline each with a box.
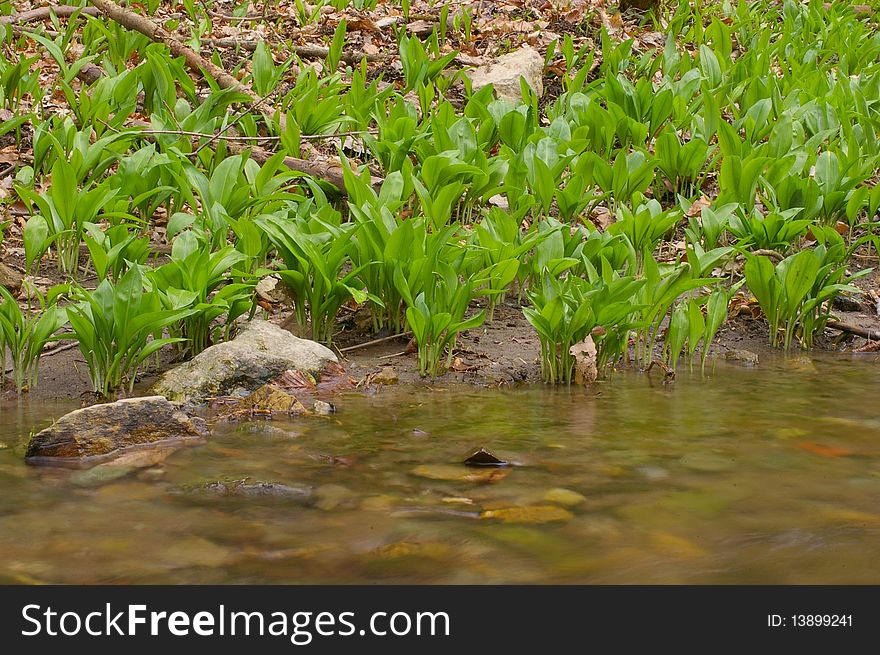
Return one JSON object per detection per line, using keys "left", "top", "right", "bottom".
{"left": 25, "top": 396, "right": 208, "bottom": 464}
{"left": 152, "top": 320, "right": 337, "bottom": 404}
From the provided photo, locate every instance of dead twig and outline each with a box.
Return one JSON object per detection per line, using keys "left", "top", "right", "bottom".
{"left": 339, "top": 332, "right": 412, "bottom": 353}
{"left": 207, "top": 10, "right": 281, "bottom": 22}
{"left": 826, "top": 320, "right": 880, "bottom": 342}
{"left": 193, "top": 88, "right": 278, "bottom": 155}
{"left": 3, "top": 341, "right": 79, "bottom": 375}
{"left": 199, "top": 38, "right": 390, "bottom": 64}
{"left": 0, "top": 5, "right": 99, "bottom": 24}
{"left": 377, "top": 351, "right": 408, "bottom": 359}
{"left": 751, "top": 249, "right": 785, "bottom": 263}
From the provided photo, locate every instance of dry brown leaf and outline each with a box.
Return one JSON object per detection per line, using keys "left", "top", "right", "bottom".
{"left": 570, "top": 335, "right": 598, "bottom": 385}
{"left": 686, "top": 195, "right": 711, "bottom": 217}
{"left": 406, "top": 19, "right": 434, "bottom": 36}
{"left": 347, "top": 17, "right": 379, "bottom": 32}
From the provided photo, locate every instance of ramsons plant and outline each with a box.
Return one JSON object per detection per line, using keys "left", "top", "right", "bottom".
{"left": 0, "top": 284, "right": 69, "bottom": 393}
{"left": 67, "top": 266, "right": 196, "bottom": 397}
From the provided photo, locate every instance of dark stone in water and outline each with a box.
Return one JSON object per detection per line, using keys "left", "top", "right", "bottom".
{"left": 183, "top": 479, "right": 313, "bottom": 502}
{"left": 25, "top": 396, "right": 208, "bottom": 465}
{"left": 463, "top": 447, "right": 510, "bottom": 467}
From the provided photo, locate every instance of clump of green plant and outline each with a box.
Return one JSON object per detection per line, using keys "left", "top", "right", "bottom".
{"left": 728, "top": 207, "right": 811, "bottom": 253}
{"left": 0, "top": 284, "right": 70, "bottom": 393}
{"left": 663, "top": 285, "right": 739, "bottom": 372}
{"left": 66, "top": 266, "right": 196, "bottom": 397}
{"left": 150, "top": 230, "right": 253, "bottom": 356}
{"left": 345, "top": 165, "right": 413, "bottom": 333}
{"left": 83, "top": 223, "right": 150, "bottom": 282}
{"left": 744, "top": 232, "right": 869, "bottom": 351}
{"left": 256, "top": 204, "right": 374, "bottom": 345}
{"left": 631, "top": 256, "right": 712, "bottom": 368}
{"left": 524, "top": 269, "right": 644, "bottom": 384}
{"left": 18, "top": 157, "right": 120, "bottom": 275}
{"left": 397, "top": 261, "right": 485, "bottom": 379}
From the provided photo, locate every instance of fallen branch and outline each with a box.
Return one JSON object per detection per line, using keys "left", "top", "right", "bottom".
{"left": 75, "top": 3, "right": 359, "bottom": 192}
{"left": 199, "top": 38, "right": 485, "bottom": 66}
{"left": 751, "top": 249, "right": 785, "bottom": 263}
{"left": 199, "top": 38, "right": 390, "bottom": 63}
{"left": 234, "top": 143, "right": 348, "bottom": 191}
{"left": 207, "top": 10, "right": 282, "bottom": 22}
{"left": 0, "top": 5, "right": 99, "bottom": 24}
{"left": 339, "top": 332, "right": 412, "bottom": 353}
{"left": 88, "top": 0, "right": 243, "bottom": 90}
{"left": 826, "top": 320, "right": 880, "bottom": 341}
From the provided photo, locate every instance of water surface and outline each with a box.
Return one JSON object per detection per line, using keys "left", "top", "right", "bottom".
{"left": 1, "top": 354, "right": 879, "bottom": 583}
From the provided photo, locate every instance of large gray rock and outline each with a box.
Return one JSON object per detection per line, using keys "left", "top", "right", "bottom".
{"left": 25, "top": 396, "right": 207, "bottom": 464}
{"left": 467, "top": 46, "right": 544, "bottom": 104}
{"left": 153, "top": 320, "right": 337, "bottom": 403}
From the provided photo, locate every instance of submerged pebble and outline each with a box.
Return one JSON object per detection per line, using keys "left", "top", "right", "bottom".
{"left": 724, "top": 349, "right": 759, "bottom": 365}
{"left": 543, "top": 488, "right": 586, "bottom": 507}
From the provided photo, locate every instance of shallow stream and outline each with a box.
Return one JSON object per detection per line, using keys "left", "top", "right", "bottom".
{"left": 1, "top": 354, "right": 879, "bottom": 583}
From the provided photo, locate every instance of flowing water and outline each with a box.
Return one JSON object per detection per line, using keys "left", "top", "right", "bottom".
{"left": 1, "top": 354, "right": 879, "bottom": 584}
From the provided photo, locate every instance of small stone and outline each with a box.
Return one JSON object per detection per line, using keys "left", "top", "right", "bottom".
{"left": 784, "top": 356, "right": 818, "bottom": 373}
{"left": 0, "top": 262, "right": 22, "bottom": 296}
{"left": 637, "top": 466, "right": 670, "bottom": 481}
{"left": 488, "top": 194, "right": 510, "bottom": 211}
{"left": 543, "top": 488, "right": 586, "bottom": 507}
{"left": 180, "top": 479, "right": 313, "bottom": 502}
{"left": 313, "top": 401, "right": 336, "bottom": 415}
{"left": 466, "top": 46, "right": 544, "bottom": 104}
{"left": 480, "top": 505, "right": 574, "bottom": 524}
{"left": 463, "top": 447, "right": 509, "bottom": 467}
{"left": 315, "top": 483, "right": 353, "bottom": 511}
{"left": 371, "top": 366, "right": 399, "bottom": 385}
{"left": 724, "top": 349, "right": 759, "bottom": 365}
{"left": 360, "top": 495, "right": 397, "bottom": 511}
{"left": 832, "top": 293, "right": 863, "bottom": 312}
{"left": 235, "top": 423, "right": 290, "bottom": 437}
{"left": 245, "top": 383, "right": 306, "bottom": 414}
{"left": 442, "top": 497, "right": 475, "bottom": 506}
